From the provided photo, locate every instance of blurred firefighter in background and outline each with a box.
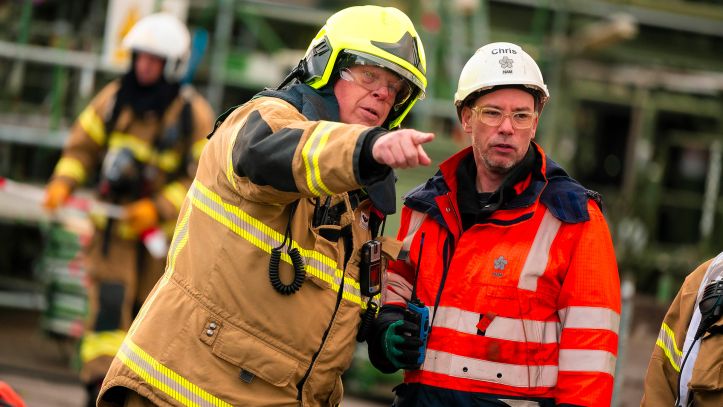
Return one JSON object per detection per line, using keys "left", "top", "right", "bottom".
{"left": 41, "top": 12, "right": 214, "bottom": 407}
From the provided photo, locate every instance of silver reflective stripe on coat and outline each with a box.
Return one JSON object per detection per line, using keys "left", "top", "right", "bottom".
{"left": 518, "top": 209, "right": 561, "bottom": 291}
{"left": 423, "top": 349, "right": 558, "bottom": 388}
{"left": 498, "top": 400, "right": 540, "bottom": 407}
{"left": 432, "top": 306, "right": 559, "bottom": 344}
{"left": 558, "top": 306, "right": 620, "bottom": 334}
{"left": 558, "top": 349, "right": 617, "bottom": 375}
{"left": 399, "top": 210, "right": 427, "bottom": 260}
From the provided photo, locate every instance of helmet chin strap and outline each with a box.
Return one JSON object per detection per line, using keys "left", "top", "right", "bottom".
{"left": 276, "top": 62, "right": 307, "bottom": 90}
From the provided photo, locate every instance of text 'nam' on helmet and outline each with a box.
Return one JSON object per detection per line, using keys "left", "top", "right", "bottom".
{"left": 300, "top": 5, "right": 427, "bottom": 129}
{"left": 454, "top": 42, "right": 550, "bottom": 116}
{"left": 121, "top": 12, "right": 191, "bottom": 81}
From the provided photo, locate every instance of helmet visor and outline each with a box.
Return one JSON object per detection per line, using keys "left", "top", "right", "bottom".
{"left": 338, "top": 51, "right": 425, "bottom": 107}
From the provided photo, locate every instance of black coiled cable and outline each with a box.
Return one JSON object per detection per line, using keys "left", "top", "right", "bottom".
{"left": 268, "top": 202, "right": 305, "bottom": 295}
{"left": 269, "top": 247, "right": 306, "bottom": 295}
{"left": 356, "top": 300, "right": 378, "bottom": 342}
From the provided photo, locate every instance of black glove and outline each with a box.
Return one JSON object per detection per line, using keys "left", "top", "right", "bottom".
{"left": 383, "top": 319, "right": 423, "bottom": 370}
{"left": 367, "top": 305, "right": 424, "bottom": 373}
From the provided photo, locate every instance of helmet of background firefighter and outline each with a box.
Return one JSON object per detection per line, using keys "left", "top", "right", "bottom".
{"left": 121, "top": 12, "right": 191, "bottom": 82}
{"left": 454, "top": 42, "right": 550, "bottom": 116}
{"left": 298, "top": 5, "right": 428, "bottom": 129}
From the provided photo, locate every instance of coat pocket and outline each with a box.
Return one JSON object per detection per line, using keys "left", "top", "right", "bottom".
{"left": 689, "top": 332, "right": 723, "bottom": 391}
{"left": 207, "top": 321, "right": 300, "bottom": 387}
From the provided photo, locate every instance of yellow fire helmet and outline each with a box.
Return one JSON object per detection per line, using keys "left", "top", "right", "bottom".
{"left": 300, "top": 5, "right": 427, "bottom": 129}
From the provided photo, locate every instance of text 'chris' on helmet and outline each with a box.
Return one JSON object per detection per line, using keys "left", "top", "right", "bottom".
{"left": 454, "top": 42, "right": 550, "bottom": 117}
{"left": 122, "top": 12, "right": 191, "bottom": 82}
{"left": 299, "top": 5, "right": 428, "bottom": 129}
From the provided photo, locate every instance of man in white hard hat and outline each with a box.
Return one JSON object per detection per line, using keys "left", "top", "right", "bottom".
{"left": 367, "top": 42, "right": 621, "bottom": 406}
{"left": 41, "top": 12, "right": 214, "bottom": 406}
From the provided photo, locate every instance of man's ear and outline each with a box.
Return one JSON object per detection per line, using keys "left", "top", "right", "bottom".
{"left": 530, "top": 115, "right": 540, "bottom": 139}
{"left": 460, "top": 106, "right": 473, "bottom": 132}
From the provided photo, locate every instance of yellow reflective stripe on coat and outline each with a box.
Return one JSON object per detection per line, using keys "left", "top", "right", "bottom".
{"left": 188, "top": 180, "right": 365, "bottom": 308}
{"left": 78, "top": 106, "right": 106, "bottom": 145}
{"left": 166, "top": 202, "right": 192, "bottom": 280}
{"left": 191, "top": 138, "right": 207, "bottom": 161}
{"left": 109, "top": 132, "right": 153, "bottom": 162}
{"left": 302, "top": 121, "right": 336, "bottom": 196}
{"left": 54, "top": 157, "right": 87, "bottom": 184}
{"left": 162, "top": 181, "right": 188, "bottom": 211}
{"left": 129, "top": 204, "right": 192, "bottom": 338}
{"left": 80, "top": 330, "right": 126, "bottom": 363}
{"left": 656, "top": 322, "right": 682, "bottom": 372}
{"left": 118, "top": 338, "right": 232, "bottom": 407}
{"left": 155, "top": 150, "right": 181, "bottom": 172}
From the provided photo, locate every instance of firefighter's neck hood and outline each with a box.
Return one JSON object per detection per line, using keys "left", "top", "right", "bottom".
{"left": 117, "top": 62, "right": 180, "bottom": 118}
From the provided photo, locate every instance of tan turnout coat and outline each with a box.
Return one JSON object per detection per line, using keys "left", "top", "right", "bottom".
{"left": 99, "top": 87, "right": 399, "bottom": 406}
{"left": 641, "top": 256, "right": 723, "bottom": 406}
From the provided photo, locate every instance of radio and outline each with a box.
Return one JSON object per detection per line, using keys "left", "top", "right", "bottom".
{"left": 359, "top": 240, "right": 382, "bottom": 297}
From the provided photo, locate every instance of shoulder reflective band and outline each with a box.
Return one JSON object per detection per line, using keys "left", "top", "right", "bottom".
{"left": 302, "top": 121, "right": 338, "bottom": 196}
{"left": 518, "top": 209, "right": 561, "bottom": 291}
{"left": 78, "top": 106, "right": 106, "bottom": 146}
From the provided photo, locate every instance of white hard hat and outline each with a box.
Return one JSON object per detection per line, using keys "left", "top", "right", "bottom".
{"left": 121, "top": 12, "right": 190, "bottom": 81}
{"left": 454, "top": 42, "right": 549, "bottom": 111}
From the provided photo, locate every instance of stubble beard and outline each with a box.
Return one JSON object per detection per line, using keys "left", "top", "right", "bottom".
{"left": 481, "top": 152, "right": 515, "bottom": 176}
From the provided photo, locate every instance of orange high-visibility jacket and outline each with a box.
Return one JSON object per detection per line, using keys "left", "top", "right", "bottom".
{"left": 381, "top": 144, "right": 621, "bottom": 407}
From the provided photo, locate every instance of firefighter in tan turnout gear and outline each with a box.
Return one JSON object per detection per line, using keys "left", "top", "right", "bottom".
{"left": 98, "top": 5, "right": 434, "bottom": 407}
{"left": 642, "top": 252, "right": 723, "bottom": 406}
{"left": 41, "top": 13, "right": 214, "bottom": 407}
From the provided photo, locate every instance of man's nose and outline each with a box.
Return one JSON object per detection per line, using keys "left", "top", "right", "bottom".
{"left": 371, "top": 85, "right": 392, "bottom": 101}
{"left": 498, "top": 114, "right": 515, "bottom": 133}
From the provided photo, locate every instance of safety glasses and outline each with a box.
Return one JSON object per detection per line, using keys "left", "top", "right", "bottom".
{"left": 470, "top": 106, "right": 538, "bottom": 129}
{"left": 339, "top": 67, "right": 413, "bottom": 110}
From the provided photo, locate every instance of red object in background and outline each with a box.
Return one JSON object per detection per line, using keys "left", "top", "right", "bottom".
{"left": 0, "top": 381, "right": 27, "bottom": 407}
{"left": 421, "top": 11, "right": 441, "bottom": 33}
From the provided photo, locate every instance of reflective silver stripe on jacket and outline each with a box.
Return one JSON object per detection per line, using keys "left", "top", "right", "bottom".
{"left": 558, "top": 349, "right": 617, "bottom": 375}
{"left": 432, "top": 305, "right": 559, "bottom": 344}
{"left": 423, "top": 349, "right": 558, "bottom": 388}
{"left": 558, "top": 306, "right": 620, "bottom": 334}
{"left": 518, "top": 209, "right": 561, "bottom": 291}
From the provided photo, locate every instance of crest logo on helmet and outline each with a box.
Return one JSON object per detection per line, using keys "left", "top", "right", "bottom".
{"left": 499, "top": 56, "right": 513, "bottom": 74}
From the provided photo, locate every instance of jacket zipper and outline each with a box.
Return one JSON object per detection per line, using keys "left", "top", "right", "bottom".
{"left": 296, "top": 227, "right": 352, "bottom": 402}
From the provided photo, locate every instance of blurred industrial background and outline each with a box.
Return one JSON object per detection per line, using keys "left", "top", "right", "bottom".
{"left": 0, "top": 0, "right": 721, "bottom": 406}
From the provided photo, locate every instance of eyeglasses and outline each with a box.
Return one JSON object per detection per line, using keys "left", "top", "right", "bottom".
{"left": 470, "top": 106, "right": 538, "bottom": 129}
{"left": 339, "top": 67, "right": 413, "bottom": 110}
